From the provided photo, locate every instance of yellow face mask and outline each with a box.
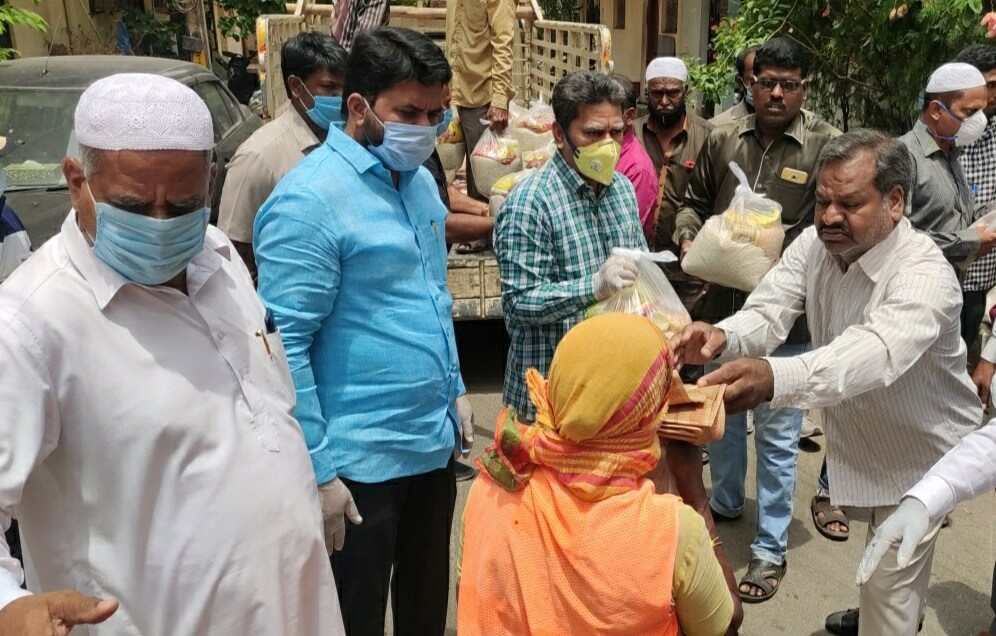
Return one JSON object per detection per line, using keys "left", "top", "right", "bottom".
{"left": 569, "top": 137, "right": 621, "bottom": 186}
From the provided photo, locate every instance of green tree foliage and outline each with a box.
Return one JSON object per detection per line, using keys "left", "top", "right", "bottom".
{"left": 0, "top": 2, "right": 47, "bottom": 60}
{"left": 688, "top": 0, "right": 996, "bottom": 133}
{"left": 216, "top": 0, "right": 286, "bottom": 42}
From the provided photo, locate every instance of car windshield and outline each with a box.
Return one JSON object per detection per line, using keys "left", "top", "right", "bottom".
{"left": 0, "top": 87, "right": 83, "bottom": 190}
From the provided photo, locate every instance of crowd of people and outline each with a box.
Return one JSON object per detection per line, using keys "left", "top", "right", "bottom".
{"left": 0, "top": 1, "right": 993, "bottom": 634}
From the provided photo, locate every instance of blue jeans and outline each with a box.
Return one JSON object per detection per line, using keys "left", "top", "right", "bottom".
{"left": 817, "top": 457, "right": 830, "bottom": 498}
{"left": 707, "top": 342, "right": 808, "bottom": 565}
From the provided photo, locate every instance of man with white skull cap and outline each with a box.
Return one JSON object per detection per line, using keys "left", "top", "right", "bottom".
{"left": 900, "top": 61, "right": 996, "bottom": 342}
{"left": 0, "top": 73, "right": 345, "bottom": 634}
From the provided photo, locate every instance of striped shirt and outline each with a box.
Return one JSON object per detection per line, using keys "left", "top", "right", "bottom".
{"left": 960, "top": 117, "right": 996, "bottom": 291}
{"left": 494, "top": 152, "right": 646, "bottom": 420}
{"left": 717, "top": 219, "right": 982, "bottom": 507}
{"left": 331, "top": 0, "right": 389, "bottom": 52}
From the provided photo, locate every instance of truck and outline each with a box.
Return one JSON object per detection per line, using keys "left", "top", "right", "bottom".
{"left": 255, "top": 0, "right": 614, "bottom": 320}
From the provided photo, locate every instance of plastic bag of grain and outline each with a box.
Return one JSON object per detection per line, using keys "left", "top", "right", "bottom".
{"left": 489, "top": 169, "right": 533, "bottom": 216}
{"left": 470, "top": 122, "right": 522, "bottom": 196}
{"left": 510, "top": 97, "right": 555, "bottom": 152}
{"left": 585, "top": 248, "right": 690, "bottom": 338}
{"left": 682, "top": 161, "right": 784, "bottom": 292}
{"left": 436, "top": 111, "right": 465, "bottom": 183}
{"left": 523, "top": 141, "right": 556, "bottom": 169}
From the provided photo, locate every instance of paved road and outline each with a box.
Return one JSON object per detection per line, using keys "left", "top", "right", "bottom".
{"left": 389, "top": 321, "right": 996, "bottom": 635}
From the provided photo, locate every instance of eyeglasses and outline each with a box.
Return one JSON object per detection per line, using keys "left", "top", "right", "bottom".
{"left": 648, "top": 88, "right": 685, "bottom": 102}
{"left": 751, "top": 77, "right": 806, "bottom": 94}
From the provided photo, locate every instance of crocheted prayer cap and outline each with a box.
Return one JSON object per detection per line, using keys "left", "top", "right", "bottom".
{"left": 646, "top": 57, "right": 688, "bottom": 83}
{"left": 75, "top": 73, "right": 213, "bottom": 151}
{"left": 925, "top": 63, "right": 986, "bottom": 93}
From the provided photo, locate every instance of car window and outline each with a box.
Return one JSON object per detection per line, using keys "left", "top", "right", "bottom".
{"left": 193, "top": 81, "right": 237, "bottom": 142}
{"left": 0, "top": 88, "right": 83, "bottom": 189}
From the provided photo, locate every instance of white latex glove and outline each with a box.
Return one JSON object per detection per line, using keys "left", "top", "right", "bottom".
{"left": 594, "top": 253, "right": 639, "bottom": 301}
{"left": 318, "top": 478, "right": 363, "bottom": 554}
{"left": 455, "top": 395, "right": 474, "bottom": 459}
{"left": 855, "top": 497, "right": 930, "bottom": 585}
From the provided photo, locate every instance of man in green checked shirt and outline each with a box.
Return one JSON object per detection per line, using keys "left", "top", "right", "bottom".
{"left": 494, "top": 70, "right": 648, "bottom": 423}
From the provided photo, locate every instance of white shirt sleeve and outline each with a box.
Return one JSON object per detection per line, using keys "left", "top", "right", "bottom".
{"left": 981, "top": 331, "right": 996, "bottom": 364}
{"left": 715, "top": 229, "right": 812, "bottom": 361}
{"left": 0, "top": 312, "right": 63, "bottom": 609}
{"left": 763, "top": 261, "right": 962, "bottom": 411}
{"left": 906, "top": 419, "right": 996, "bottom": 519}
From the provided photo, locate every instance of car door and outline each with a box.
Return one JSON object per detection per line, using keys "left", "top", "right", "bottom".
{"left": 190, "top": 77, "right": 262, "bottom": 222}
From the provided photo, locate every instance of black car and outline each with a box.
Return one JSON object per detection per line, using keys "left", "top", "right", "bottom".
{"left": 0, "top": 55, "right": 263, "bottom": 247}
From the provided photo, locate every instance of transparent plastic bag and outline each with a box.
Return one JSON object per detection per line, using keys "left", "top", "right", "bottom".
{"left": 682, "top": 161, "right": 785, "bottom": 292}
{"left": 470, "top": 122, "right": 522, "bottom": 195}
{"left": 511, "top": 96, "right": 555, "bottom": 152}
{"left": 585, "top": 248, "right": 691, "bottom": 337}
{"left": 489, "top": 169, "right": 533, "bottom": 216}
{"left": 522, "top": 140, "right": 556, "bottom": 169}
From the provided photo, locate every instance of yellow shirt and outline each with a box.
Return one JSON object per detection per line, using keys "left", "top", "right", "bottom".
{"left": 446, "top": 0, "right": 517, "bottom": 110}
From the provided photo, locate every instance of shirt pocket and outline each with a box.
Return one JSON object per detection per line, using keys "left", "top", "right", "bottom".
{"left": 765, "top": 176, "right": 809, "bottom": 228}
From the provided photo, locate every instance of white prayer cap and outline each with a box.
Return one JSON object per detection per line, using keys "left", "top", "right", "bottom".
{"left": 925, "top": 62, "right": 986, "bottom": 93}
{"left": 646, "top": 57, "right": 688, "bottom": 84}
{"left": 75, "top": 73, "right": 213, "bottom": 152}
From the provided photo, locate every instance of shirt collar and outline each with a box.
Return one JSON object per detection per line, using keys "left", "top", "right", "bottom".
{"left": 855, "top": 216, "right": 910, "bottom": 283}
{"left": 62, "top": 211, "right": 232, "bottom": 310}
{"left": 323, "top": 122, "right": 416, "bottom": 187}
{"left": 283, "top": 106, "right": 322, "bottom": 154}
{"left": 911, "top": 120, "right": 946, "bottom": 158}
{"left": 740, "top": 111, "right": 807, "bottom": 146}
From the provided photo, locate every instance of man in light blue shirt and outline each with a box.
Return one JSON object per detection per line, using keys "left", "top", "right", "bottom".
{"left": 254, "top": 26, "right": 473, "bottom": 636}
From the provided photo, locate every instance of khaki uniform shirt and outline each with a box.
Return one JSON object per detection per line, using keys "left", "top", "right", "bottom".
{"left": 218, "top": 107, "right": 320, "bottom": 244}
{"left": 709, "top": 100, "right": 750, "bottom": 128}
{"left": 634, "top": 111, "right": 713, "bottom": 251}
{"left": 675, "top": 111, "right": 840, "bottom": 334}
{"left": 447, "top": 0, "right": 517, "bottom": 110}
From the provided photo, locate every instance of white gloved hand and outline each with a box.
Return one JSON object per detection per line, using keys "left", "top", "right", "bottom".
{"left": 318, "top": 478, "right": 363, "bottom": 554}
{"left": 455, "top": 395, "right": 474, "bottom": 459}
{"left": 855, "top": 497, "right": 930, "bottom": 585}
{"left": 594, "top": 253, "right": 639, "bottom": 301}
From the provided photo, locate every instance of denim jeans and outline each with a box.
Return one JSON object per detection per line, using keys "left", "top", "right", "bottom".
{"left": 707, "top": 342, "right": 808, "bottom": 565}
{"left": 817, "top": 457, "right": 830, "bottom": 498}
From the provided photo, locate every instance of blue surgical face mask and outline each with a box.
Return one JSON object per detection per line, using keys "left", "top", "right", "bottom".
{"left": 363, "top": 99, "right": 439, "bottom": 172}
{"left": 743, "top": 88, "right": 755, "bottom": 108}
{"left": 300, "top": 83, "right": 344, "bottom": 130}
{"left": 86, "top": 183, "right": 209, "bottom": 286}
{"left": 436, "top": 109, "right": 454, "bottom": 137}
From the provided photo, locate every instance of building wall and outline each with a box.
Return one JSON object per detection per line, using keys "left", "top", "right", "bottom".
{"left": 9, "top": 0, "right": 120, "bottom": 57}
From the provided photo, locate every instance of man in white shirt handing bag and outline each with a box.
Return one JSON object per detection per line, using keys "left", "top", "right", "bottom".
{"left": 671, "top": 128, "right": 982, "bottom": 636}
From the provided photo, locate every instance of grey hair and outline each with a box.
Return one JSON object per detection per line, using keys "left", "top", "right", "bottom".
{"left": 77, "top": 144, "right": 212, "bottom": 178}
{"left": 552, "top": 70, "right": 627, "bottom": 133}
{"left": 814, "top": 128, "right": 912, "bottom": 203}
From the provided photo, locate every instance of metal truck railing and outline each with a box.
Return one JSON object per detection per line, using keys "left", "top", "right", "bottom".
{"left": 257, "top": 0, "right": 612, "bottom": 119}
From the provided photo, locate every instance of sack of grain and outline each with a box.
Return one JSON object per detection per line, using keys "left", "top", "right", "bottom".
{"left": 436, "top": 112, "right": 466, "bottom": 182}
{"left": 523, "top": 141, "right": 556, "bottom": 169}
{"left": 470, "top": 123, "right": 522, "bottom": 196}
{"left": 585, "top": 248, "right": 691, "bottom": 338}
{"left": 489, "top": 169, "right": 533, "bottom": 216}
{"left": 682, "top": 161, "right": 784, "bottom": 292}
{"left": 510, "top": 97, "right": 555, "bottom": 152}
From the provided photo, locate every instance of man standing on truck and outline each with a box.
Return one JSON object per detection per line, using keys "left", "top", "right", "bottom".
{"left": 218, "top": 32, "right": 347, "bottom": 281}
{"left": 447, "top": 0, "right": 517, "bottom": 200}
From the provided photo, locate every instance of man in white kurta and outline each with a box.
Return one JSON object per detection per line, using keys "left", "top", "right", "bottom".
{"left": 672, "top": 129, "right": 982, "bottom": 635}
{"left": 0, "top": 74, "right": 344, "bottom": 634}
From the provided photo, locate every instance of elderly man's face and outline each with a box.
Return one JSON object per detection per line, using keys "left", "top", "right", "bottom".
{"left": 751, "top": 65, "right": 808, "bottom": 132}
{"left": 63, "top": 149, "right": 215, "bottom": 242}
{"left": 646, "top": 77, "right": 687, "bottom": 125}
{"left": 815, "top": 150, "right": 904, "bottom": 265}
{"left": 553, "top": 100, "right": 625, "bottom": 177}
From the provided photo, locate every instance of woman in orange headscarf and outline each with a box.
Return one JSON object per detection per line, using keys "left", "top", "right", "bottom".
{"left": 457, "top": 313, "right": 742, "bottom": 636}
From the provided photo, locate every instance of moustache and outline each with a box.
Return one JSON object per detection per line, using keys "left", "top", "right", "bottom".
{"left": 819, "top": 225, "right": 851, "bottom": 236}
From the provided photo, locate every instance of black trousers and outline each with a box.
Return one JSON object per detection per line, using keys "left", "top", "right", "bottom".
{"left": 332, "top": 459, "right": 456, "bottom": 636}
{"left": 962, "top": 289, "right": 987, "bottom": 352}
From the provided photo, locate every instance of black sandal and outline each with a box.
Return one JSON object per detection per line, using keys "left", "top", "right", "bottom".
{"left": 739, "top": 557, "right": 786, "bottom": 604}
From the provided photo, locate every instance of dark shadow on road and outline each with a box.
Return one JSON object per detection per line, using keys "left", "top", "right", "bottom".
{"left": 928, "top": 580, "right": 992, "bottom": 636}
{"left": 714, "top": 500, "right": 818, "bottom": 574}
